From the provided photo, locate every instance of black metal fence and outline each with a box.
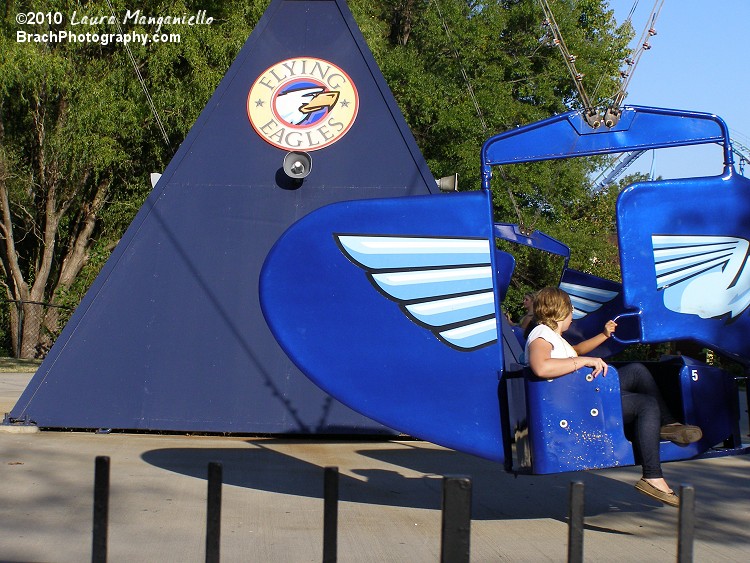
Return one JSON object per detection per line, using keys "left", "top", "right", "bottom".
{"left": 87, "top": 457, "right": 696, "bottom": 563}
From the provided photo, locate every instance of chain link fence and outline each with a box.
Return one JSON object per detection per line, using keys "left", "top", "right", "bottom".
{"left": 0, "top": 299, "right": 71, "bottom": 359}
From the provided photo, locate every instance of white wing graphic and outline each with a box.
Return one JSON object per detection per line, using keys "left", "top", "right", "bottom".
{"left": 558, "top": 281, "right": 619, "bottom": 320}
{"left": 652, "top": 235, "right": 750, "bottom": 319}
{"left": 336, "top": 235, "right": 498, "bottom": 350}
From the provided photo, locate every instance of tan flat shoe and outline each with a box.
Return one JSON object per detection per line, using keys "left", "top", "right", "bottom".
{"left": 659, "top": 423, "right": 703, "bottom": 445}
{"left": 635, "top": 478, "right": 679, "bottom": 507}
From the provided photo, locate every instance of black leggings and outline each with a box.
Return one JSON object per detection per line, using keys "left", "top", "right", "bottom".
{"left": 618, "top": 363, "right": 677, "bottom": 479}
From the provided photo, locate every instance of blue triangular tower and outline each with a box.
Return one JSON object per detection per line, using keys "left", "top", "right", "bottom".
{"left": 10, "top": 0, "right": 437, "bottom": 432}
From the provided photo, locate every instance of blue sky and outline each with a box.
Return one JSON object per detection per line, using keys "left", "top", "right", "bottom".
{"left": 601, "top": 0, "right": 750, "bottom": 180}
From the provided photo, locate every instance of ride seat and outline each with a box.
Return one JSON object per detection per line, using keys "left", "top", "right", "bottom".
{"left": 521, "top": 365, "right": 635, "bottom": 474}
{"left": 517, "top": 357, "right": 741, "bottom": 474}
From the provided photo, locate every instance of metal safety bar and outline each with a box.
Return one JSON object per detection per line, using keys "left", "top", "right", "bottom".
{"left": 480, "top": 105, "right": 734, "bottom": 191}
{"left": 609, "top": 311, "right": 644, "bottom": 345}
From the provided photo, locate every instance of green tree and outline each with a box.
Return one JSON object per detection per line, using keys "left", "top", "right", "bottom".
{"left": 0, "top": 0, "right": 263, "bottom": 356}
{"left": 1, "top": 0, "right": 632, "bottom": 356}
{"left": 349, "top": 1, "right": 633, "bottom": 313}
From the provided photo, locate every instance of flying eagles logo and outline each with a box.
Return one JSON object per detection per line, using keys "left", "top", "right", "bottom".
{"left": 247, "top": 57, "right": 359, "bottom": 151}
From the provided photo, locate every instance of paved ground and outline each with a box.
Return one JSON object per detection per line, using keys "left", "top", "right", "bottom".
{"left": 1, "top": 372, "right": 749, "bottom": 562}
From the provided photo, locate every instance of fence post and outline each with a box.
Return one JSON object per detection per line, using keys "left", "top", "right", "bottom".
{"left": 568, "top": 481, "right": 584, "bottom": 563}
{"left": 323, "top": 466, "right": 339, "bottom": 563}
{"left": 15, "top": 300, "right": 22, "bottom": 359}
{"left": 440, "top": 475, "right": 471, "bottom": 563}
{"left": 92, "top": 456, "right": 110, "bottom": 563}
{"left": 677, "top": 484, "right": 695, "bottom": 563}
{"left": 206, "top": 462, "right": 223, "bottom": 563}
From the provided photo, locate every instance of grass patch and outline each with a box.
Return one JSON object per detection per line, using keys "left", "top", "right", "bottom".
{"left": 0, "top": 357, "right": 42, "bottom": 373}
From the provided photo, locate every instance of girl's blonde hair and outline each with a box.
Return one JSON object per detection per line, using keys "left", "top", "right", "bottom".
{"left": 532, "top": 287, "right": 573, "bottom": 330}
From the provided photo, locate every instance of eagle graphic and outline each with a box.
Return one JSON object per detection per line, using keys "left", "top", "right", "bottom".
{"left": 652, "top": 234, "right": 750, "bottom": 320}
{"left": 275, "top": 86, "right": 340, "bottom": 126}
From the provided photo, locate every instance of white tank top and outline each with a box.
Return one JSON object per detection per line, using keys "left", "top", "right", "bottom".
{"left": 525, "top": 324, "right": 578, "bottom": 360}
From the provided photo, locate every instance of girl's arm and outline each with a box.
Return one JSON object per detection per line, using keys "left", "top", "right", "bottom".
{"left": 528, "top": 338, "right": 608, "bottom": 379}
{"left": 572, "top": 320, "right": 617, "bottom": 355}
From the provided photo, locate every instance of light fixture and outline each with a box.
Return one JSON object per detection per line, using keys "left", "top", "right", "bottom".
{"left": 436, "top": 173, "right": 458, "bottom": 192}
{"left": 282, "top": 151, "right": 313, "bottom": 179}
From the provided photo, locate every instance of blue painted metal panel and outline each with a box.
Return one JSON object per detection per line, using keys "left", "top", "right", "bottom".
{"left": 475, "top": 104, "right": 748, "bottom": 473}
{"left": 492, "top": 224, "right": 633, "bottom": 357}
{"left": 5, "top": 0, "right": 742, "bottom": 476}
{"left": 522, "top": 356, "right": 739, "bottom": 474}
{"left": 617, "top": 170, "right": 750, "bottom": 363}
{"left": 481, "top": 105, "right": 750, "bottom": 366}
{"left": 655, "top": 357, "right": 739, "bottom": 462}
{"left": 260, "top": 190, "right": 511, "bottom": 461}
{"left": 494, "top": 223, "right": 571, "bottom": 261}
{"left": 10, "top": 0, "right": 437, "bottom": 433}
{"left": 253, "top": 100, "right": 747, "bottom": 470}
{"left": 524, "top": 365, "right": 635, "bottom": 474}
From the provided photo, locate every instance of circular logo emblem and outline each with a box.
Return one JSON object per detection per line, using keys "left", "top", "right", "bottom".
{"left": 247, "top": 57, "right": 359, "bottom": 151}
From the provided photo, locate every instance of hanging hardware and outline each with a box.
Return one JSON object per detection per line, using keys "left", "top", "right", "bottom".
{"left": 538, "top": 0, "right": 603, "bottom": 129}
{"left": 608, "top": 0, "right": 666, "bottom": 125}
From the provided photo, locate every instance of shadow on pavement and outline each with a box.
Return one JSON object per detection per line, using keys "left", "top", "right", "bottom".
{"left": 141, "top": 439, "right": 667, "bottom": 523}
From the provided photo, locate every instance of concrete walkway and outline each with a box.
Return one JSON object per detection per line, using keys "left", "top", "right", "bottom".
{"left": 1, "top": 372, "right": 749, "bottom": 562}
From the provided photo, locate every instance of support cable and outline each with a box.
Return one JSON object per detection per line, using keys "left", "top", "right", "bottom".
{"left": 538, "top": 0, "right": 665, "bottom": 129}
{"left": 729, "top": 134, "right": 750, "bottom": 176}
{"left": 591, "top": 0, "right": 639, "bottom": 106}
{"left": 608, "top": 0, "right": 665, "bottom": 122}
{"left": 432, "top": 0, "right": 487, "bottom": 134}
{"left": 106, "top": 0, "right": 170, "bottom": 146}
{"left": 538, "top": 0, "right": 601, "bottom": 128}
{"left": 431, "top": 0, "right": 526, "bottom": 227}
{"left": 624, "top": 0, "right": 641, "bottom": 23}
